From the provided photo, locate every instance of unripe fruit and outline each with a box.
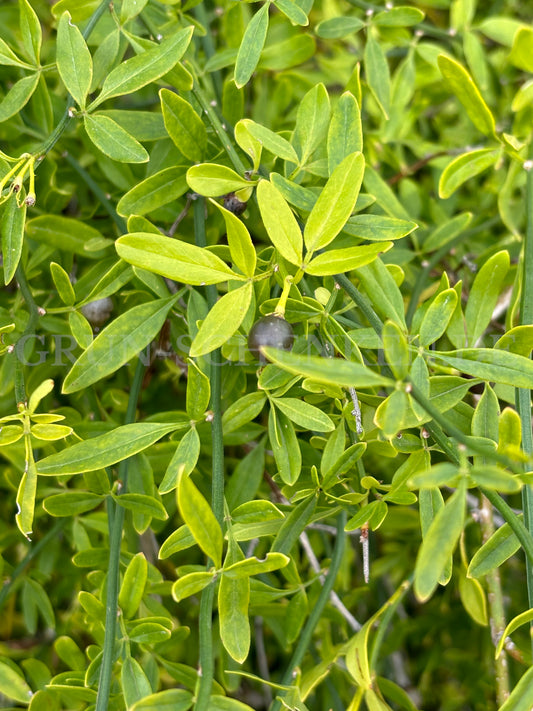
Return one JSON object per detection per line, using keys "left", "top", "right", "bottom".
{"left": 247, "top": 314, "right": 294, "bottom": 361}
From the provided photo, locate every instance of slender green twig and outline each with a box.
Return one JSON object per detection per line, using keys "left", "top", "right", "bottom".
{"left": 63, "top": 153, "right": 127, "bottom": 233}
{"left": 95, "top": 358, "right": 145, "bottom": 711}
{"left": 517, "top": 147, "right": 533, "bottom": 631}
{"left": 335, "top": 273, "right": 384, "bottom": 335}
{"left": 193, "top": 197, "right": 225, "bottom": 710}
{"left": 269, "top": 511, "right": 347, "bottom": 711}
{"left": 0, "top": 519, "right": 66, "bottom": 611}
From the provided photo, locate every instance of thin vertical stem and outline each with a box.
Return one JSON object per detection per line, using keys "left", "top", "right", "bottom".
{"left": 14, "top": 264, "right": 40, "bottom": 406}
{"left": 517, "top": 147, "right": 533, "bottom": 642}
{"left": 269, "top": 511, "right": 347, "bottom": 711}
{"left": 193, "top": 197, "right": 225, "bottom": 710}
{"left": 95, "top": 358, "right": 145, "bottom": 711}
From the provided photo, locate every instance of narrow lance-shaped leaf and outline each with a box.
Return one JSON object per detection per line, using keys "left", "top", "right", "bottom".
{"left": 268, "top": 408, "right": 302, "bottom": 486}
{"left": 19, "top": 0, "right": 42, "bottom": 65}
{"left": 56, "top": 12, "right": 92, "bottom": 109}
{"left": 240, "top": 119, "right": 299, "bottom": 164}
{"left": 187, "top": 164, "right": 254, "bottom": 197}
{"left": 0, "top": 660, "right": 32, "bottom": 704}
{"left": 438, "top": 54, "right": 496, "bottom": 136}
{"left": 256, "top": 179, "right": 303, "bottom": 266}
{"left": 465, "top": 250, "right": 509, "bottom": 346}
{"left": 84, "top": 113, "right": 149, "bottom": 163}
{"left": 292, "top": 83, "right": 330, "bottom": 165}
{"left": 160, "top": 88, "right": 206, "bottom": 162}
{"left": 63, "top": 294, "right": 179, "bottom": 393}
{"left": 116, "top": 232, "right": 243, "bottom": 284}
{"left": 414, "top": 481, "right": 466, "bottom": 601}
{"left": 304, "top": 152, "right": 365, "bottom": 255}
{"left": 90, "top": 27, "right": 193, "bottom": 109}
{"left": 234, "top": 3, "right": 269, "bottom": 88}
{"left": 438, "top": 149, "right": 499, "bottom": 199}
{"left": 177, "top": 473, "right": 223, "bottom": 567}
{"left": 327, "top": 91, "right": 362, "bottom": 174}
{"left": 364, "top": 33, "right": 391, "bottom": 119}
{"left": 36, "top": 422, "right": 185, "bottom": 475}
{"left": 433, "top": 348, "right": 533, "bottom": 389}
{"left": 2, "top": 193, "right": 26, "bottom": 284}
{"left": 0, "top": 72, "right": 39, "bottom": 123}
{"left": 210, "top": 200, "right": 256, "bottom": 277}
{"left": 190, "top": 282, "right": 253, "bottom": 358}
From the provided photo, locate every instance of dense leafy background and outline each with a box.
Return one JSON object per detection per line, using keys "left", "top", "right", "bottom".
{"left": 1, "top": 0, "right": 533, "bottom": 710}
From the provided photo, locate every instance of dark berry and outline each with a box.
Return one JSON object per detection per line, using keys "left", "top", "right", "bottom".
{"left": 223, "top": 192, "right": 247, "bottom": 216}
{"left": 248, "top": 314, "right": 294, "bottom": 361}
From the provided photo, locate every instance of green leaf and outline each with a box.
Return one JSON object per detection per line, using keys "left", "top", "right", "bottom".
{"left": 84, "top": 113, "right": 148, "bottom": 163}
{"left": 374, "top": 389, "right": 409, "bottom": 438}
{"left": 69, "top": 311, "right": 93, "bottom": 349}
{"left": 186, "top": 360, "right": 211, "bottom": 421}
{"left": 234, "top": 3, "right": 269, "bottom": 88}
{"left": 419, "top": 288, "right": 458, "bottom": 347}
{"left": 31, "top": 423, "right": 72, "bottom": 440}
{"left": 327, "top": 91, "right": 362, "bottom": 174}
{"left": 178, "top": 474, "right": 223, "bottom": 567}
{"left": 50, "top": 262, "right": 75, "bottom": 306}
{"left": 256, "top": 179, "right": 303, "bottom": 266}
{"left": 382, "top": 320, "right": 409, "bottom": 380}
{"left": 222, "top": 392, "right": 266, "bottom": 434}
{"left": 132, "top": 690, "right": 193, "bottom": 711}
{"left": 19, "top": 0, "right": 41, "bottom": 65}
{"left": 273, "top": 0, "right": 309, "bottom": 25}
{"left": 304, "top": 152, "right": 365, "bottom": 254}
{"left": 56, "top": 12, "right": 92, "bottom": 109}
{"left": 292, "top": 83, "right": 331, "bottom": 165}
{"left": 306, "top": 243, "right": 392, "bottom": 278}
{"left": 159, "top": 427, "right": 201, "bottom": 494}
{"left": 223, "top": 552, "right": 290, "bottom": 579}
{"left": 0, "top": 38, "right": 34, "bottom": 69}
{"left": 121, "top": 656, "right": 152, "bottom": 709}
{"left": 159, "top": 525, "right": 195, "bottom": 559}
{"left": 437, "top": 54, "right": 496, "bottom": 136}
{"left": 0, "top": 72, "right": 39, "bottom": 122}
{"left": 438, "top": 148, "right": 499, "bottom": 199}
{"left": 362, "top": 165, "right": 412, "bottom": 221}
{"left": 117, "top": 167, "right": 188, "bottom": 217}
{"left": 116, "top": 232, "right": 242, "bottom": 284}
{"left": 36, "top": 422, "right": 183, "bottom": 475}
{"left": 113, "top": 493, "right": 168, "bottom": 520}
{"left": 268, "top": 408, "right": 302, "bottom": 486}
{"left": 160, "top": 89, "right": 207, "bottom": 162}
{"left": 43, "top": 491, "right": 104, "bottom": 516}
{"left": 119, "top": 553, "right": 147, "bottom": 619}
{"left": 433, "top": 348, "right": 533, "bottom": 389}
{"left": 90, "top": 27, "right": 193, "bottom": 108}
{"left": 210, "top": 200, "right": 256, "bottom": 277}
{"left": 219, "top": 572, "right": 250, "bottom": 662}
{"left": 373, "top": 6, "right": 425, "bottom": 26}
{"left": 423, "top": 212, "right": 472, "bottom": 252}
{"left": 128, "top": 622, "right": 171, "bottom": 645}
{"left": 272, "top": 494, "right": 316, "bottom": 554}
{"left": 357, "top": 258, "right": 406, "bottom": 328}
{"left": 0, "top": 660, "right": 32, "bottom": 704}
{"left": 239, "top": 119, "right": 299, "bottom": 163}
{"left": 262, "top": 347, "right": 393, "bottom": 389}
{"left": 272, "top": 397, "right": 334, "bottom": 432}
{"left": 26, "top": 215, "right": 111, "bottom": 257}
{"left": 343, "top": 214, "right": 417, "bottom": 242}
{"left": 465, "top": 250, "right": 509, "bottom": 345}
{"left": 414, "top": 482, "right": 466, "bottom": 601}
{"left": 364, "top": 34, "right": 390, "bottom": 119}
{"left": 190, "top": 283, "right": 253, "bottom": 357}
{"left": 510, "top": 27, "right": 533, "bottom": 72}
{"left": 63, "top": 294, "right": 178, "bottom": 393}
{"left": 316, "top": 17, "right": 365, "bottom": 39}
{"left": 186, "top": 164, "right": 254, "bottom": 197}
{"left": 498, "top": 667, "right": 533, "bottom": 711}
{"left": 467, "top": 519, "right": 521, "bottom": 578}
{"left": 1, "top": 193, "right": 26, "bottom": 284}
{"left": 121, "top": 0, "right": 149, "bottom": 23}
{"left": 16, "top": 462, "right": 38, "bottom": 539}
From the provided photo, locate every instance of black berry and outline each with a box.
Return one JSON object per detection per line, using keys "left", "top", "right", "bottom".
{"left": 248, "top": 314, "right": 294, "bottom": 361}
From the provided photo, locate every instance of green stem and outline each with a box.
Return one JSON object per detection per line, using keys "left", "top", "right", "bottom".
{"left": 95, "top": 358, "right": 145, "bottom": 711}
{"left": 517, "top": 146, "right": 533, "bottom": 632}
{"left": 63, "top": 153, "right": 127, "bottom": 233}
{"left": 193, "top": 197, "right": 225, "bottom": 710}
{"left": 192, "top": 84, "right": 248, "bottom": 175}
{"left": 335, "top": 273, "right": 384, "bottom": 335}
{"left": 0, "top": 519, "right": 66, "bottom": 611}
{"left": 269, "top": 511, "right": 347, "bottom": 711}
{"left": 14, "top": 264, "right": 41, "bottom": 406}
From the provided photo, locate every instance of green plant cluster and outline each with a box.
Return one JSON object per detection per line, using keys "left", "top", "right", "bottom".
{"left": 1, "top": 0, "right": 533, "bottom": 709}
